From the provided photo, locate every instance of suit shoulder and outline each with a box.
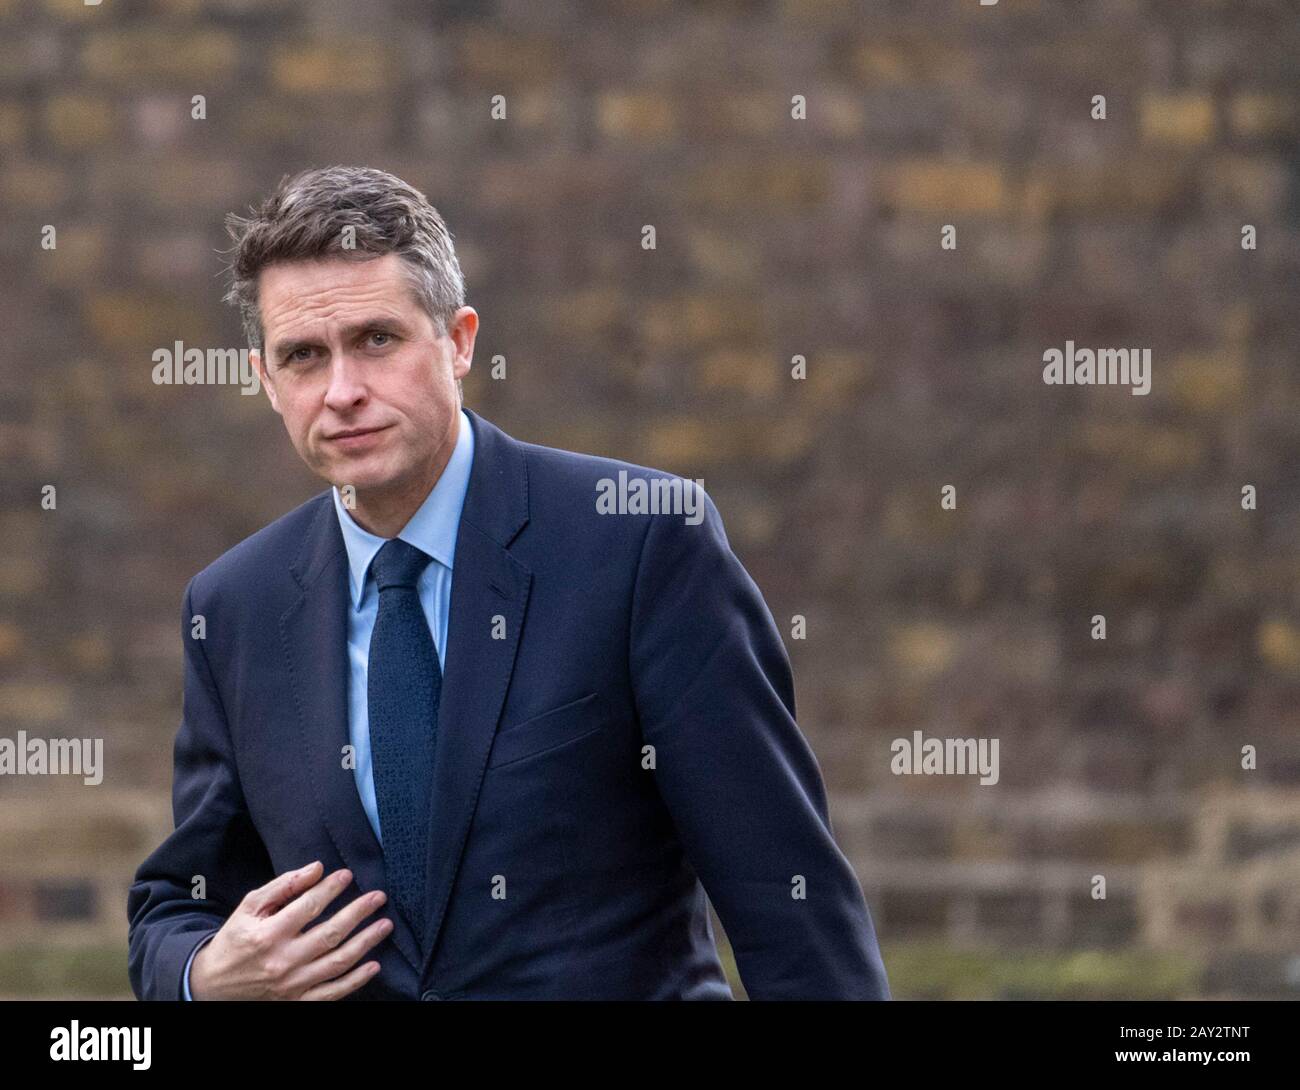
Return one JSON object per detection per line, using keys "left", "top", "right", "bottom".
{"left": 514, "top": 434, "right": 699, "bottom": 496}
{"left": 511, "top": 434, "right": 721, "bottom": 541}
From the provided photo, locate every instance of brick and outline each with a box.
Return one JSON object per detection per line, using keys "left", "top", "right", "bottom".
{"left": 33, "top": 225, "right": 107, "bottom": 285}
{"left": 884, "top": 160, "right": 1007, "bottom": 215}
{"left": 596, "top": 92, "right": 675, "bottom": 142}
{"left": 1227, "top": 94, "right": 1296, "bottom": 139}
{"left": 133, "top": 231, "right": 213, "bottom": 284}
{"left": 804, "top": 350, "right": 868, "bottom": 406}
{"left": 458, "top": 28, "right": 562, "bottom": 83}
{"left": 0, "top": 622, "right": 21, "bottom": 660}
{"left": 0, "top": 682, "right": 71, "bottom": 722}
{"left": 1166, "top": 351, "right": 1246, "bottom": 413}
{"left": 640, "top": 416, "right": 721, "bottom": 470}
{"left": 0, "top": 30, "right": 66, "bottom": 84}
{"left": 544, "top": 287, "right": 624, "bottom": 340}
{"left": 697, "top": 347, "right": 779, "bottom": 397}
{"left": 638, "top": 411, "right": 811, "bottom": 470}
{"left": 81, "top": 29, "right": 239, "bottom": 85}
{"left": 1203, "top": 154, "right": 1289, "bottom": 214}
{"left": 152, "top": 0, "right": 205, "bottom": 16}
{"left": 685, "top": 229, "right": 761, "bottom": 280}
{"left": 1, "top": 161, "right": 71, "bottom": 207}
{"left": 1257, "top": 619, "right": 1300, "bottom": 676}
{"left": 270, "top": 39, "right": 398, "bottom": 96}
{"left": 0, "top": 101, "right": 25, "bottom": 147}
{"left": 809, "top": 88, "right": 865, "bottom": 139}
{"left": 1077, "top": 423, "right": 1206, "bottom": 477}
{"left": 724, "top": 494, "right": 780, "bottom": 549}
{"left": 778, "top": 0, "right": 855, "bottom": 21}
{"left": 80, "top": 291, "right": 213, "bottom": 355}
{"left": 888, "top": 621, "right": 959, "bottom": 680}
{"left": 41, "top": 0, "right": 103, "bottom": 21}
{"left": 1021, "top": 162, "right": 1186, "bottom": 217}
{"left": 42, "top": 93, "right": 115, "bottom": 150}
{"left": 113, "top": 156, "right": 245, "bottom": 212}
{"left": 1140, "top": 93, "right": 1217, "bottom": 145}
{"left": 851, "top": 39, "right": 976, "bottom": 88}
{"left": 685, "top": 160, "right": 832, "bottom": 210}
{"left": 643, "top": 295, "right": 763, "bottom": 348}
{"left": 508, "top": 88, "right": 579, "bottom": 135}
{"left": 65, "top": 633, "right": 112, "bottom": 678}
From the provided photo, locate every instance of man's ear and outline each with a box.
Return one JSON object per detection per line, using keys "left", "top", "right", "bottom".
{"left": 252, "top": 348, "right": 281, "bottom": 414}
{"left": 450, "top": 306, "right": 478, "bottom": 381}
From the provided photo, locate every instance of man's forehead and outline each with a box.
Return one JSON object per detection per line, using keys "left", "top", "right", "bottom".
{"left": 260, "top": 252, "right": 408, "bottom": 301}
{"left": 259, "top": 256, "right": 422, "bottom": 337}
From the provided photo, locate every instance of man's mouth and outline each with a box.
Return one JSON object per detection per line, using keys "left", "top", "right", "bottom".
{"left": 325, "top": 425, "right": 391, "bottom": 448}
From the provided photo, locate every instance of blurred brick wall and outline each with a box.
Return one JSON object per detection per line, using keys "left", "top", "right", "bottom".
{"left": 0, "top": 0, "right": 1297, "bottom": 997}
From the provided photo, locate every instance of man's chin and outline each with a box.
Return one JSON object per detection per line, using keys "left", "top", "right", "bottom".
{"left": 319, "top": 459, "right": 389, "bottom": 494}
{"left": 314, "top": 446, "right": 425, "bottom": 499}
{"left": 329, "top": 473, "right": 388, "bottom": 494}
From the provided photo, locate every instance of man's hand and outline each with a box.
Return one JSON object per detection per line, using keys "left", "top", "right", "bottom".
{"left": 189, "top": 861, "right": 392, "bottom": 1000}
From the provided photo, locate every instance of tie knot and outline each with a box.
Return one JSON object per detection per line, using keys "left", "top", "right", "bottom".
{"left": 370, "top": 538, "right": 433, "bottom": 591}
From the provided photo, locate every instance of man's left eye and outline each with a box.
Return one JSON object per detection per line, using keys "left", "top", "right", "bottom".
{"left": 368, "top": 331, "right": 393, "bottom": 347}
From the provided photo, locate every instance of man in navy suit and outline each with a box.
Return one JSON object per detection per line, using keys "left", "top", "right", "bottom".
{"left": 126, "top": 166, "right": 890, "bottom": 1001}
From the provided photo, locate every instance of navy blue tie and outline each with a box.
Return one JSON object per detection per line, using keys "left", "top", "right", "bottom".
{"left": 367, "top": 538, "right": 440, "bottom": 947}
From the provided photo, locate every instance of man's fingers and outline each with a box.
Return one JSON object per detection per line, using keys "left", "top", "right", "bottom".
{"left": 298, "top": 957, "right": 383, "bottom": 1002}
{"left": 290, "top": 888, "right": 389, "bottom": 963}
{"left": 241, "top": 860, "right": 325, "bottom": 917}
{"left": 287, "top": 915, "right": 394, "bottom": 996}
{"left": 266, "top": 865, "right": 353, "bottom": 939}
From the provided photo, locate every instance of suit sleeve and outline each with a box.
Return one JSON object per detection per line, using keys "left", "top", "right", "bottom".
{"left": 629, "top": 486, "right": 890, "bottom": 999}
{"left": 126, "top": 576, "right": 276, "bottom": 1000}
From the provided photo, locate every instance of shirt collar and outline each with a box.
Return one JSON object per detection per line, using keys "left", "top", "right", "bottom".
{"left": 330, "top": 408, "right": 475, "bottom": 610}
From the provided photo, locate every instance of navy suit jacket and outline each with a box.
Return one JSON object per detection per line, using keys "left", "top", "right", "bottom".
{"left": 127, "top": 408, "right": 890, "bottom": 1000}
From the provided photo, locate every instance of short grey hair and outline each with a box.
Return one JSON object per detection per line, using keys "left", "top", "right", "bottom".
{"left": 221, "top": 166, "right": 466, "bottom": 386}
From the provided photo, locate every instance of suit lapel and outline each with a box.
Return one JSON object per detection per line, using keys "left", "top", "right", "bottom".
{"left": 278, "top": 495, "right": 425, "bottom": 973}
{"left": 420, "top": 408, "right": 532, "bottom": 974}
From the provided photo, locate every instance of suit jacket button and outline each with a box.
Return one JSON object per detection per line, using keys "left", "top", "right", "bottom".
{"left": 421, "top": 990, "right": 442, "bottom": 1001}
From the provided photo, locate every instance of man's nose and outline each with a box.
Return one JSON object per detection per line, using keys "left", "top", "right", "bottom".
{"left": 322, "top": 353, "right": 368, "bottom": 410}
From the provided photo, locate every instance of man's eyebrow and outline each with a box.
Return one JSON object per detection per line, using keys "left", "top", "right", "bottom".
{"left": 269, "top": 317, "right": 412, "bottom": 359}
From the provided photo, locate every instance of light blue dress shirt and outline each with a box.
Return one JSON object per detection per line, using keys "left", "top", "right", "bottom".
{"left": 181, "top": 408, "right": 475, "bottom": 998}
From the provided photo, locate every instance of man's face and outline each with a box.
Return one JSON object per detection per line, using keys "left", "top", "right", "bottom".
{"left": 252, "top": 253, "right": 475, "bottom": 501}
